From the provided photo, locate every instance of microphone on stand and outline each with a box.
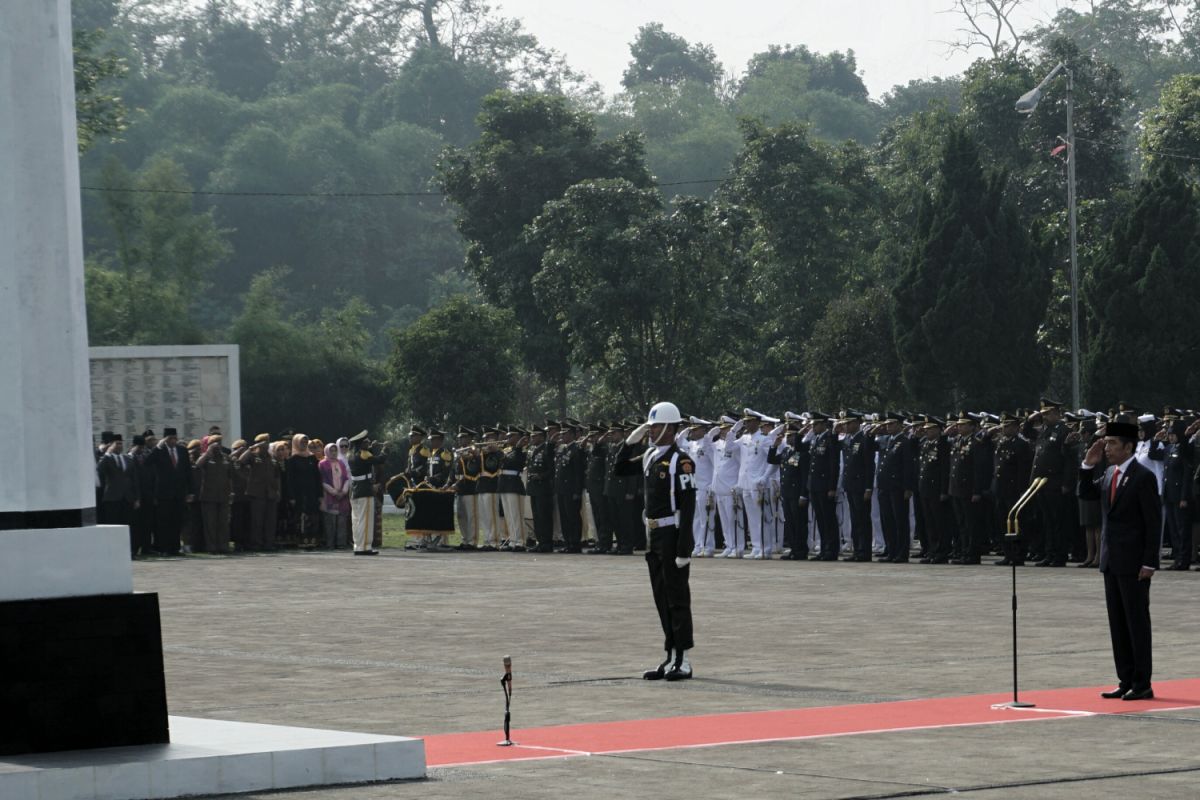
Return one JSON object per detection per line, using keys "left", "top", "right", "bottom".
{"left": 497, "top": 655, "right": 514, "bottom": 746}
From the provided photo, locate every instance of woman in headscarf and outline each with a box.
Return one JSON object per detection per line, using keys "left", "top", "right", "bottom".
{"left": 272, "top": 440, "right": 291, "bottom": 546}
{"left": 286, "top": 433, "right": 322, "bottom": 547}
{"left": 320, "top": 442, "right": 351, "bottom": 549}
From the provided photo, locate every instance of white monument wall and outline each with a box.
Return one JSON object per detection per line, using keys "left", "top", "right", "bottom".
{"left": 89, "top": 345, "right": 241, "bottom": 444}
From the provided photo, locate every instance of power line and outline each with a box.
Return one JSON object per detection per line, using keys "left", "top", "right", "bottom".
{"left": 79, "top": 177, "right": 729, "bottom": 198}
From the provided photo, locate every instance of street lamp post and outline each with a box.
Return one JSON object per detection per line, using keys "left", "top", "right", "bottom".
{"left": 1016, "top": 62, "right": 1080, "bottom": 411}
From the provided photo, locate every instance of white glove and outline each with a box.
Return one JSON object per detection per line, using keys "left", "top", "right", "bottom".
{"left": 675, "top": 557, "right": 691, "bottom": 568}
{"left": 626, "top": 423, "right": 649, "bottom": 445}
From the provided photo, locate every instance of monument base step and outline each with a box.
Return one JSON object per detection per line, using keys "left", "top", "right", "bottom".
{"left": 0, "top": 716, "right": 425, "bottom": 800}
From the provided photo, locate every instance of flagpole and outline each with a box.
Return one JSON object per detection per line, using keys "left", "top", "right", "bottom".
{"left": 1066, "top": 69, "right": 1080, "bottom": 412}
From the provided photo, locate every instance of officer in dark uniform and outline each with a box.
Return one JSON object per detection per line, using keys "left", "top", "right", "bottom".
{"left": 806, "top": 413, "right": 841, "bottom": 561}
{"left": 498, "top": 426, "right": 528, "bottom": 551}
{"left": 1026, "top": 398, "right": 1073, "bottom": 567}
{"left": 613, "top": 402, "right": 697, "bottom": 682}
{"left": 554, "top": 423, "right": 586, "bottom": 553}
{"left": 476, "top": 427, "right": 504, "bottom": 549}
{"left": 916, "top": 416, "right": 952, "bottom": 563}
{"left": 405, "top": 426, "right": 428, "bottom": 484}
{"left": 452, "top": 427, "right": 481, "bottom": 550}
{"left": 768, "top": 421, "right": 810, "bottom": 560}
{"left": 526, "top": 425, "right": 556, "bottom": 552}
{"left": 604, "top": 425, "right": 638, "bottom": 554}
{"left": 840, "top": 411, "right": 876, "bottom": 562}
{"left": 1162, "top": 415, "right": 1194, "bottom": 569}
{"left": 348, "top": 430, "right": 380, "bottom": 555}
{"left": 992, "top": 412, "right": 1034, "bottom": 566}
{"left": 584, "top": 425, "right": 613, "bottom": 553}
{"left": 425, "top": 430, "right": 452, "bottom": 488}
{"left": 876, "top": 412, "right": 917, "bottom": 562}
{"left": 948, "top": 413, "right": 992, "bottom": 564}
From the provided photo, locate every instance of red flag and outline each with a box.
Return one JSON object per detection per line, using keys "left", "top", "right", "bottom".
{"left": 1050, "top": 143, "right": 1068, "bottom": 157}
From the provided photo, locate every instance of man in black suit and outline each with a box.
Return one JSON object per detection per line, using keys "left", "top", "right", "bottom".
{"left": 96, "top": 435, "right": 140, "bottom": 537}
{"left": 1079, "top": 421, "right": 1162, "bottom": 701}
{"left": 147, "top": 426, "right": 194, "bottom": 555}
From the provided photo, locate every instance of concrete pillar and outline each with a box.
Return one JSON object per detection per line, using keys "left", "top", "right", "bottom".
{"left": 0, "top": 0, "right": 96, "bottom": 525}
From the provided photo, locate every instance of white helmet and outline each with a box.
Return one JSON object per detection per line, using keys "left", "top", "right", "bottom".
{"left": 646, "top": 401, "right": 683, "bottom": 425}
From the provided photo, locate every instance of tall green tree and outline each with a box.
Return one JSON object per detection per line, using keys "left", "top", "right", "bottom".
{"left": 1141, "top": 73, "right": 1200, "bottom": 178}
{"left": 85, "top": 155, "right": 230, "bottom": 344}
{"left": 892, "top": 125, "right": 1050, "bottom": 408}
{"left": 528, "top": 179, "right": 751, "bottom": 411}
{"left": 622, "top": 23, "right": 721, "bottom": 89}
{"left": 1083, "top": 162, "right": 1200, "bottom": 406}
{"left": 437, "top": 91, "right": 652, "bottom": 410}
{"left": 229, "top": 269, "right": 391, "bottom": 437}
{"left": 802, "top": 287, "right": 903, "bottom": 411}
{"left": 721, "top": 120, "right": 882, "bottom": 407}
{"left": 388, "top": 295, "right": 519, "bottom": 425}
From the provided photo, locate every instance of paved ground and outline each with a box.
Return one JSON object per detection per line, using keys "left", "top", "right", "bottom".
{"left": 139, "top": 549, "right": 1200, "bottom": 799}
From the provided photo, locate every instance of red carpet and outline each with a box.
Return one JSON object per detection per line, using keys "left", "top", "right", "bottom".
{"left": 423, "top": 678, "right": 1200, "bottom": 768}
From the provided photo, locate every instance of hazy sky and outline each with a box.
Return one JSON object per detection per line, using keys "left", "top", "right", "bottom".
{"left": 495, "top": 0, "right": 1075, "bottom": 98}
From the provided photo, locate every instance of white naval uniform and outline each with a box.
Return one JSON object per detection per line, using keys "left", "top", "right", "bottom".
{"left": 683, "top": 433, "right": 716, "bottom": 555}
{"left": 731, "top": 423, "right": 772, "bottom": 556}
{"left": 710, "top": 429, "right": 742, "bottom": 555}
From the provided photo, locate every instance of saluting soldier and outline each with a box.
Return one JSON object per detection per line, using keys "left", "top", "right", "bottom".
{"left": 498, "top": 426, "right": 528, "bottom": 551}
{"left": 240, "top": 433, "right": 278, "bottom": 552}
{"left": 1025, "top": 398, "right": 1074, "bottom": 567}
{"left": 876, "top": 412, "right": 917, "bottom": 562}
{"left": 769, "top": 420, "right": 810, "bottom": 560}
{"left": 604, "top": 424, "right": 638, "bottom": 555}
{"left": 806, "top": 412, "right": 841, "bottom": 561}
{"left": 614, "top": 402, "right": 698, "bottom": 682}
{"left": 916, "top": 416, "right": 952, "bottom": 564}
{"left": 840, "top": 411, "right": 876, "bottom": 562}
{"left": 1163, "top": 414, "right": 1194, "bottom": 570}
{"left": 584, "top": 425, "right": 613, "bottom": 554}
{"left": 947, "top": 413, "right": 992, "bottom": 564}
{"left": 526, "top": 425, "right": 556, "bottom": 553}
{"left": 554, "top": 423, "right": 586, "bottom": 553}
{"left": 993, "top": 412, "right": 1033, "bottom": 566}
{"left": 195, "top": 434, "right": 232, "bottom": 554}
{"left": 682, "top": 418, "right": 717, "bottom": 557}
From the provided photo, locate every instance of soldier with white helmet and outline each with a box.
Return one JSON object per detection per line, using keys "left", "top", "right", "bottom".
{"left": 614, "top": 401, "right": 699, "bottom": 682}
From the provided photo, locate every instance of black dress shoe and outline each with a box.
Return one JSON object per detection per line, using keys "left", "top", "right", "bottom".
{"left": 919, "top": 557, "right": 933, "bottom": 564}
{"left": 1122, "top": 687, "right": 1154, "bottom": 701}
{"left": 1100, "top": 687, "right": 1129, "bottom": 699}
{"left": 1034, "top": 559, "right": 1053, "bottom": 567}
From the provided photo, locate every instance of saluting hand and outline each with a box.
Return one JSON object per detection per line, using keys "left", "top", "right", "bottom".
{"left": 1083, "top": 438, "right": 1105, "bottom": 467}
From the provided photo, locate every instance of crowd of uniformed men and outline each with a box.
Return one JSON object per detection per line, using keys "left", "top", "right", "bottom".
{"left": 93, "top": 398, "right": 1200, "bottom": 568}
{"left": 402, "top": 399, "right": 1200, "bottom": 570}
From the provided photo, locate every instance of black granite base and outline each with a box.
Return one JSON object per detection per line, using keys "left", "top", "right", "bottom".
{"left": 0, "top": 592, "right": 169, "bottom": 756}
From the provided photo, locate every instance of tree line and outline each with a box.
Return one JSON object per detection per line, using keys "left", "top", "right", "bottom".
{"left": 73, "top": 0, "right": 1200, "bottom": 435}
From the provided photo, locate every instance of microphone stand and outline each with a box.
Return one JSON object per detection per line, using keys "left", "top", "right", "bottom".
{"left": 997, "top": 478, "right": 1046, "bottom": 710}
{"left": 497, "top": 669, "right": 513, "bottom": 746}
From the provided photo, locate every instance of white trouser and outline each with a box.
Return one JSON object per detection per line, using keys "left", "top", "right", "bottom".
{"left": 477, "top": 492, "right": 499, "bottom": 546}
{"left": 582, "top": 492, "right": 596, "bottom": 540}
{"left": 693, "top": 487, "right": 715, "bottom": 552}
{"left": 456, "top": 494, "right": 478, "bottom": 546}
{"left": 872, "top": 492, "right": 885, "bottom": 550}
{"left": 743, "top": 487, "right": 765, "bottom": 553}
{"left": 351, "top": 496, "right": 374, "bottom": 552}
{"left": 769, "top": 488, "right": 784, "bottom": 551}
{"left": 500, "top": 493, "right": 524, "bottom": 544}
{"left": 712, "top": 491, "right": 741, "bottom": 553}
{"left": 759, "top": 489, "right": 775, "bottom": 553}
